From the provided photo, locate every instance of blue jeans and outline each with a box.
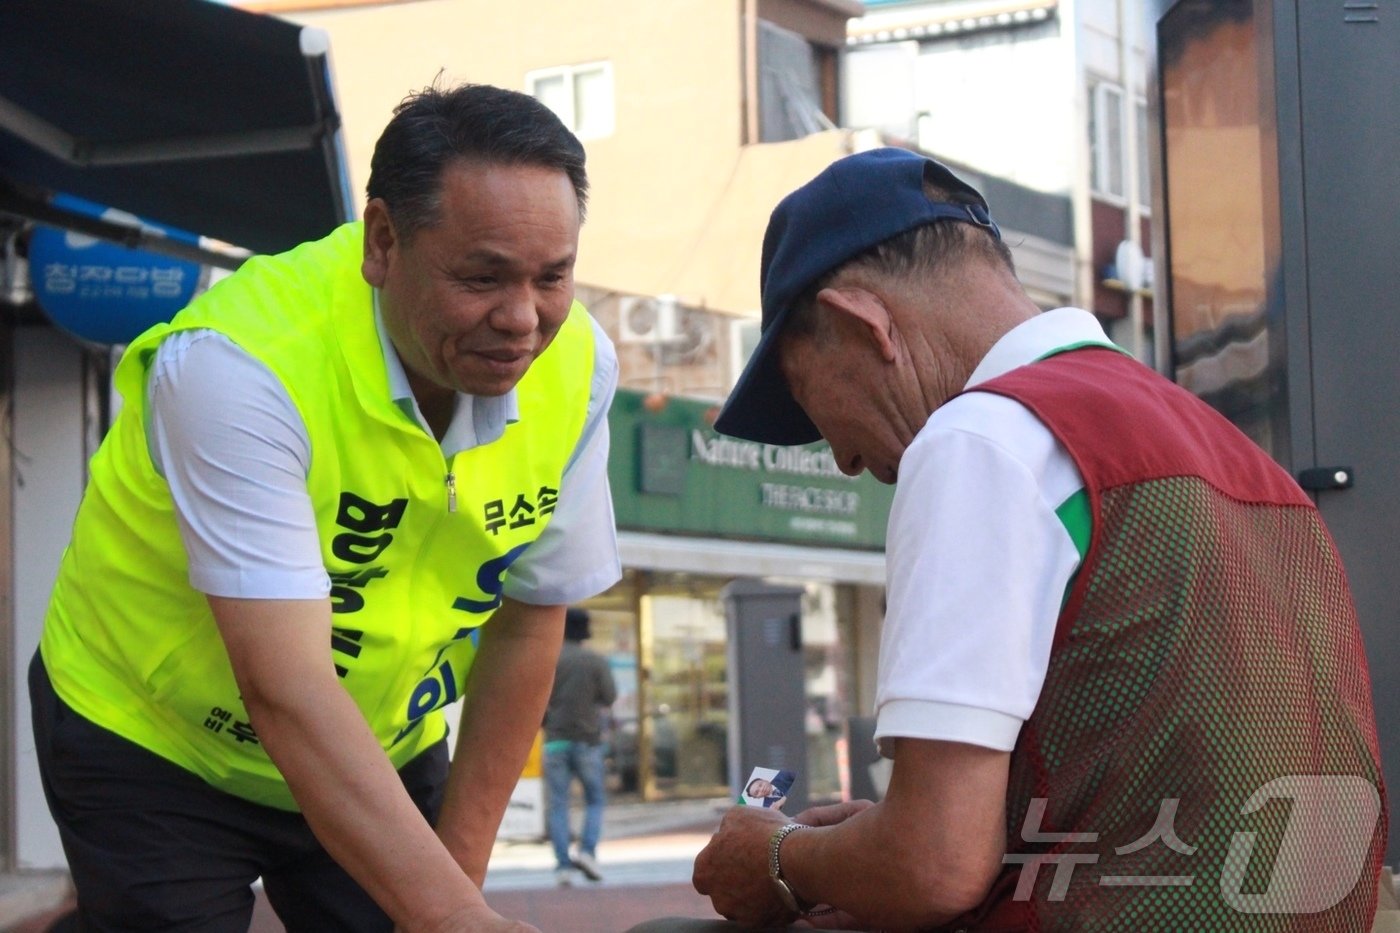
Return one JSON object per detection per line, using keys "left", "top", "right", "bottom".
{"left": 544, "top": 740, "right": 607, "bottom": 869}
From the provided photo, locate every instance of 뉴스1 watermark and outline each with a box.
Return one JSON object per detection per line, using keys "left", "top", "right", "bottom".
{"left": 1002, "top": 774, "right": 1382, "bottom": 914}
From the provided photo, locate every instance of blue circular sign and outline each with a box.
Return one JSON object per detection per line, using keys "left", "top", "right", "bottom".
{"left": 29, "top": 194, "right": 203, "bottom": 345}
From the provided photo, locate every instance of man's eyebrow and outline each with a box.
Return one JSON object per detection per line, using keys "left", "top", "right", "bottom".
{"left": 454, "top": 250, "right": 575, "bottom": 269}
{"left": 455, "top": 248, "right": 512, "bottom": 267}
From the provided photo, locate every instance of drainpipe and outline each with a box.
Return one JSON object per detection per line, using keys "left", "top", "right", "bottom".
{"left": 1118, "top": 0, "right": 1146, "bottom": 361}
{"left": 742, "top": 0, "right": 759, "bottom": 145}
{"left": 1062, "top": 0, "right": 1096, "bottom": 314}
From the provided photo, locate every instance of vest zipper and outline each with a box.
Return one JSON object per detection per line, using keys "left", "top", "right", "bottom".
{"left": 445, "top": 471, "right": 457, "bottom": 513}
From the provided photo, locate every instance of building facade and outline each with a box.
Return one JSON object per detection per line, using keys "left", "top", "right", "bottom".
{"left": 268, "top": 0, "right": 896, "bottom": 804}
{"left": 844, "top": 0, "right": 1157, "bottom": 357}
{"left": 3, "top": 0, "right": 1111, "bottom": 881}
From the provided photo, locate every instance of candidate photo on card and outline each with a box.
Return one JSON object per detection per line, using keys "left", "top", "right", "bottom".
{"left": 740, "top": 767, "right": 795, "bottom": 809}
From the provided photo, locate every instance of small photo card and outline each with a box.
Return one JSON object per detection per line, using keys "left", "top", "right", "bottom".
{"left": 739, "top": 766, "right": 796, "bottom": 809}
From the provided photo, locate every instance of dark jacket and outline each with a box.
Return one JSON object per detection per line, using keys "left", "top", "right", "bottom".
{"left": 544, "top": 640, "right": 617, "bottom": 744}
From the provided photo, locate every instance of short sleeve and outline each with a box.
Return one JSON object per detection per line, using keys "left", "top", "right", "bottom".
{"left": 502, "top": 316, "right": 623, "bottom": 605}
{"left": 147, "top": 330, "right": 331, "bottom": 599}
{"left": 874, "top": 394, "right": 1082, "bottom": 753}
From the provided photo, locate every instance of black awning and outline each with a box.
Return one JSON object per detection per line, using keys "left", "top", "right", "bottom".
{"left": 0, "top": 0, "right": 354, "bottom": 259}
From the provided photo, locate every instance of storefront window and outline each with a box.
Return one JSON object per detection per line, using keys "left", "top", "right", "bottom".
{"left": 797, "top": 583, "right": 854, "bottom": 800}
{"left": 570, "top": 573, "right": 642, "bottom": 794}
{"left": 579, "top": 570, "right": 862, "bottom": 804}
{"left": 642, "top": 577, "right": 730, "bottom": 797}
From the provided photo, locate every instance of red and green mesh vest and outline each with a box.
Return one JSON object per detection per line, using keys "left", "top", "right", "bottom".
{"left": 952, "top": 347, "right": 1387, "bottom": 932}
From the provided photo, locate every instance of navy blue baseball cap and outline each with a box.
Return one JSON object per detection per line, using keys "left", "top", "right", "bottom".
{"left": 713, "top": 147, "right": 1000, "bottom": 446}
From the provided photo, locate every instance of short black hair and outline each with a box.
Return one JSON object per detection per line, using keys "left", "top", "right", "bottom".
{"left": 366, "top": 82, "right": 589, "bottom": 237}
{"left": 564, "top": 607, "right": 592, "bottom": 642}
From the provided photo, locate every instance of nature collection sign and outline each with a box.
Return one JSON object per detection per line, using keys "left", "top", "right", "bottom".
{"left": 608, "top": 389, "right": 894, "bottom": 550}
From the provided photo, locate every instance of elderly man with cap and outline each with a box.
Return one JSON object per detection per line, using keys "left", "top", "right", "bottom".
{"left": 664, "top": 148, "right": 1387, "bottom": 932}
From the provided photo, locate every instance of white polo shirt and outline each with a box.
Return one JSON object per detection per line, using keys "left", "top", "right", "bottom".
{"left": 875, "top": 308, "right": 1120, "bottom": 755}
{"left": 145, "top": 301, "right": 622, "bottom": 608}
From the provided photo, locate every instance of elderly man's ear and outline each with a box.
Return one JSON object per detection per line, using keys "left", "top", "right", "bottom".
{"left": 814, "top": 286, "right": 899, "bottom": 363}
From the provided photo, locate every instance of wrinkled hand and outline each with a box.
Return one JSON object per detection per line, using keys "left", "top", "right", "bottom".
{"left": 791, "top": 799, "right": 874, "bottom": 829}
{"left": 692, "top": 805, "right": 796, "bottom": 927}
{"left": 394, "top": 904, "right": 541, "bottom": 933}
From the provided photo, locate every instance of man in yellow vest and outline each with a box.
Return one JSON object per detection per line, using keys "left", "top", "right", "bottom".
{"left": 30, "top": 82, "right": 621, "bottom": 932}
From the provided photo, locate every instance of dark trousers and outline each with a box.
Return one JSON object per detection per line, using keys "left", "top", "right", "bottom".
{"left": 29, "top": 651, "right": 449, "bottom": 932}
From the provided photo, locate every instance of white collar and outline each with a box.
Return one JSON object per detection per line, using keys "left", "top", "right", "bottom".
{"left": 371, "top": 291, "right": 519, "bottom": 455}
{"left": 965, "top": 307, "right": 1119, "bottom": 389}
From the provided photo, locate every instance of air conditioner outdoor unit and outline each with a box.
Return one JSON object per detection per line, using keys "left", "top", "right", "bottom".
{"left": 729, "top": 316, "right": 762, "bottom": 387}
{"left": 619, "top": 294, "right": 683, "bottom": 344}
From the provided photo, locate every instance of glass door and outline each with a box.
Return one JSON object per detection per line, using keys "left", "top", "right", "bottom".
{"left": 639, "top": 577, "right": 730, "bottom": 799}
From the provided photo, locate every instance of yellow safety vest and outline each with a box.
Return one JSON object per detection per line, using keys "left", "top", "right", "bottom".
{"left": 41, "top": 222, "right": 594, "bottom": 809}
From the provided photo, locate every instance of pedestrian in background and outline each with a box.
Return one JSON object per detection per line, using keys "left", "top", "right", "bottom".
{"left": 544, "top": 607, "right": 619, "bottom": 886}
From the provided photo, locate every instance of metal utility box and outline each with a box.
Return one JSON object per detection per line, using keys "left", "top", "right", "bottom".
{"left": 722, "top": 581, "right": 810, "bottom": 815}
{"left": 1153, "top": 0, "right": 1399, "bottom": 863}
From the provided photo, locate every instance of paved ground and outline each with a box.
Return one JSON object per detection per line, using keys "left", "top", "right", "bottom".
{"left": 15, "top": 809, "right": 1400, "bottom": 932}
{"left": 11, "top": 796, "right": 732, "bottom": 933}
{"left": 448, "top": 796, "right": 726, "bottom": 933}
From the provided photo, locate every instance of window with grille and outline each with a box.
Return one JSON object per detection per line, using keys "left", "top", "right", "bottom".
{"left": 1090, "top": 81, "right": 1126, "bottom": 201}
{"left": 1136, "top": 97, "right": 1152, "bottom": 212}
{"left": 527, "top": 62, "right": 615, "bottom": 140}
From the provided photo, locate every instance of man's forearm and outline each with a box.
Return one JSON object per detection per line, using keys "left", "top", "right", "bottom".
{"left": 436, "top": 600, "right": 566, "bottom": 885}
{"left": 692, "top": 734, "right": 1002, "bottom": 927}
{"left": 248, "top": 672, "right": 489, "bottom": 930}
{"left": 782, "top": 740, "right": 1009, "bottom": 929}
{"left": 783, "top": 802, "right": 981, "bottom": 928}
{"left": 210, "top": 595, "right": 494, "bottom": 931}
